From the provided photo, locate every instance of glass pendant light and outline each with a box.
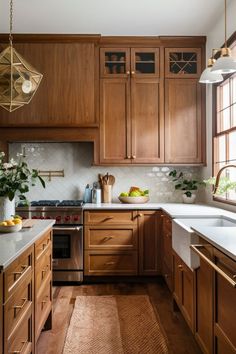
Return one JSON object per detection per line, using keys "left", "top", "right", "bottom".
{"left": 199, "top": 58, "right": 223, "bottom": 84}
{"left": 211, "top": 0, "right": 236, "bottom": 74}
{"left": 0, "top": 0, "right": 43, "bottom": 112}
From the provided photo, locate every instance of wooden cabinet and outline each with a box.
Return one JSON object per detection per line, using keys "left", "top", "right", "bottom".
{"left": 165, "top": 78, "right": 204, "bottom": 164}
{"left": 214, "top": 249, "right": 236, "bottom": 354}
{"left": 3, "top": 246, "right": 34, "bottom": 354}
{"left": 138, "top": 210, "right": 162, "bottom": 275}
{"left": 0, "top": 226, "right": 53, "bottom": 353}
{"left": 0, "top": 36, "right": 99, "bottom": 128}
{"left": 165, "top": 48, "right": 202, "bottom": 78}
{"left": 35, "top": 230, "right": 52, "bottom": 342}
{"left": 173, "top": 251, "right": 194, "bottom": 332}
{"left": 84, "top": 210, "right": 162, "bottom": 276}
{"left": 162, "top": 213, "right": 173, "bottom": 291}
{"left": 195, "top": 242, "right": 214, "bottom": 354}
{"left": 100, "top": 46, "right": 164, "bottom": 164}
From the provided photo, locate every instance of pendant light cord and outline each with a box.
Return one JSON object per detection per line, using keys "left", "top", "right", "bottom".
{"left": 224, "top": 0, "right": 227, "bottom": 49}
{"left": 9, "top": 0, "right": 13, "bottom": 46}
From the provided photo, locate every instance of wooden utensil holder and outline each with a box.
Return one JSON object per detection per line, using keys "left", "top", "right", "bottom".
{"left": 102, "top": 185, "right": 112, "bottom": 203}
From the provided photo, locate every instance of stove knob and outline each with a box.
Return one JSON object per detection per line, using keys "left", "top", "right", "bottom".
{"left": 40, "top": 216, "right": 44, "bottom": 220}
{"left": 73, "top": 216, "right": 79, "bottom": 222}
{"left": 32, "top": 216, "right": 37, "bottom": 219}
{"left": 56, "top": 216, "right": 61, "bottom": 222}
{"left": 46, "top": 216, "right": 51, "bottom": 219}
{"left": 65, "top": 216, "right": 70, "bottom": 222}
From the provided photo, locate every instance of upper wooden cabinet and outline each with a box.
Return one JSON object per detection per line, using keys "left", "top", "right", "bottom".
{"left": 0, "top": 35, "right": 99, "bottom": 127}
{"left": 165, "top": 78, "right": 204, "bottom": 164}
{"left": 165, "top": 48, "right": 202, "bottom": 78}
{"left": 100, "top": 47, "right": 159, "bottom": 78}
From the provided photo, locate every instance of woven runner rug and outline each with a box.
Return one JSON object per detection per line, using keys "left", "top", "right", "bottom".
{"left": 63, "top": 295, "right": 170, "bottom": 354}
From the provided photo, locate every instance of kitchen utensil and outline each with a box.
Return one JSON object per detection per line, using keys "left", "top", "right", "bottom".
{"left": 108, "top": 175, "right": 115, "bottom": 185}
{"left": 102, "top": 185, "right": 112, "bottom": 203}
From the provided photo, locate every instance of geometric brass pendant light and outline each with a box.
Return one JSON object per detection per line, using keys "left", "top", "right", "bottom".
{"left": 0, "top": 0, "right": 43, "bottom": 112}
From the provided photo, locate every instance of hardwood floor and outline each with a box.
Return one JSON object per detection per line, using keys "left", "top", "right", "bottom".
{"left": 37, "top": 279, "right": 202, "bottom": 354}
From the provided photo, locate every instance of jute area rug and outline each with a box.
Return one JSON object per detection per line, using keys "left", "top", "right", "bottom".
{"left": 63, "top": 295, "right": 170, "bottom": 354}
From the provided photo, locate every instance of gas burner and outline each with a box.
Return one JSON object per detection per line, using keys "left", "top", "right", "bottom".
{"left": 31, "top": 200, "right": 60, "bottom": 207}
{"left": 57, "top": 200, "right": 84, "bottom": 207}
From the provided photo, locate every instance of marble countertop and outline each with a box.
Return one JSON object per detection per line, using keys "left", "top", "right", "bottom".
{"left": 0, "top": 220, "right": 54, "bottom": 270}
{"left": 191, "top": 226, "right": 236, "bottom": 261}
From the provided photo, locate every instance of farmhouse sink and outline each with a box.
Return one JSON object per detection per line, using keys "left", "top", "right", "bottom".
{"left": 172, "top": 216, "right": 236, "bottom": 269}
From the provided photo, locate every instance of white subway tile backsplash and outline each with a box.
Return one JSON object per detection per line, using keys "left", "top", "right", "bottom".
{"left": 9, "top": 142, "right": 202, "bottom": 203}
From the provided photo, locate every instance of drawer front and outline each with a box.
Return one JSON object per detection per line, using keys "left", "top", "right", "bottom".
{"left": 35, "top": 277, "right": 52, "bottom": 341}
{"left": 84, "top": 211, "right": 136, "bottom": 225}
{"left": 35, "top": 244, "right": 52, "bottom": 292}
{"left": 4, "top": 246, "right": 33, "bottom": 302}
{"left": 85, "top": 227, "right": 137, "bottom": 250}
{"left": 35, "top": 230, "right": 52, "bottom": 261}
{"left": 84, "top": 251, "right": 138, "bottom": 275}
{"left": 4, "top": 271, "right": 33, "bottom": 340}
{"left": 7, "top": 304, "right": 33, "bottom": 354}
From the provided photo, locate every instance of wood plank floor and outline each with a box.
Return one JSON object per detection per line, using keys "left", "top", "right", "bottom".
{"left": 37, "top": 279, "right": 202, "bottom": 354}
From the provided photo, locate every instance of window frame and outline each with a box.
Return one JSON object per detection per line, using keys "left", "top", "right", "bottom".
{"left": 212, "top": 31, "right": 236, "bottom": 206}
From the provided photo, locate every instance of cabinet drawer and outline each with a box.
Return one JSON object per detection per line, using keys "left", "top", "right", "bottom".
{"left": 35, "top": 230, "right": 52, "bottom": 261}
{"left": 84, "top": 211, "right": 136, "bottom": 225}
{"left": 35, "top": 277, "right": 52, "bottom": 342}
{"left": 84, "top": 251, "right": 138, "bottom": 275}
{"left": 84, "top": 227, "right": 137, "bottom": 250}
{"left": 35, "top": 244, "right": 52, "bottom": 292}
{"left": 4, "top": 246, "right": 33, "bottom": 302}
{"left": 7, "top": 303, "right": 33, "bottom": 354}
{"left": 4, "top": 271, "right": 33, "bottom": 341}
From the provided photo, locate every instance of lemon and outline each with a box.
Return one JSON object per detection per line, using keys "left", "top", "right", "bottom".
{"left": 6, "top": 220, "right": 15, "bottom": 226}
{"left": 13, "top": 218, "right": 22, "bottom": 225}
{"left": 0, "top": 221, "right": 7, "bottom": 226}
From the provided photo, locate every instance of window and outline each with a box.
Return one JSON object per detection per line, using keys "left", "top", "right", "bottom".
{"left": 213, "top": 35, "right": 236, "bottom": 204}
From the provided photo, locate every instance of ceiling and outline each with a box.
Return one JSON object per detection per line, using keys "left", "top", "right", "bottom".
{"left": 0, "top": 0, "right": 231, "bottom": 36}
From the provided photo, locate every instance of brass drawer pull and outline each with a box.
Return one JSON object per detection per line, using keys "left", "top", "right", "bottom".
{"left": 13, "top": 265, "right": 28, "bottom": 280}
{"left": 191, "top": 245, "right": 236, "bottom": 288}
{"left": 103, "top": 216, "right": 114, "bottom": 221}
{"left": 105, "top": 261, "right": 115, "bottom": 266}
{"left": 137, "top": 213, "right": 143, "bottom": 217}
{"left": 13, "top": 298, "right": 27, "bottom": 318}
{"left": 103, "top": 236, "right": 114, "bottom": 242}
{"left": 177, "top": 264, "right": 183, "bottom": 269}
{"left": 10, "top": 341, "right": 27, "bottom": 353}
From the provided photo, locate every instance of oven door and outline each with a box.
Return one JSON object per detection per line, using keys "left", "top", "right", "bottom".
{"left": 52, "top": 226, "right": 83, "bottom": 283}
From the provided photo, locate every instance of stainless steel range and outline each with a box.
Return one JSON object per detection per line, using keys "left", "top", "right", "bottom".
{"left": 16, "top": 200, "right": 83, "bottom": 283}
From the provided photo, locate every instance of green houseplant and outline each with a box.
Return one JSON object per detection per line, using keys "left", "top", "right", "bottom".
{"left": 0, "top": 151, "right": 45, "bottom": 220}
{"left": 169, "top": 169, "right": 202, "bottom": 203}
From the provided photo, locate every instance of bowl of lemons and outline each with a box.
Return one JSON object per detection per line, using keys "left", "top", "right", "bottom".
{"left": 119, "top": 187, "right": 149, "bottom": 204}
{"left": 0, "top": 216, "right": 23, "bottom": 233}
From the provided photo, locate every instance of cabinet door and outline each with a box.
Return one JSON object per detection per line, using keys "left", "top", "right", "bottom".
{"left": 131, "top": 48, "right": 159, "bottom": 77}
{"left": 131, "top": 78, "right": 164, "bottom": 163}
{"left": 138, "top": 211, "right": 162, "bottom": 275}
{"left": 100, "top": 78, "right": 131, "bottom": 163}
{"left": 0, "top": 42, "right": 97, "bottom": 127}
{"left": 165, "top": 79, "right": 204, "bottom": 164}
{"left": 195, "top": 245, "right": 214, "bottom": 354}
{"left": 165, "top": 48, "right": 201, "bottom": 78}
{"left": 173, "top": 252, "right": 182, "bottom": 305}
{"left": 214, "top": 250, "right": 236, "bottom": 354}
{"left": 100, "top": 48, "right": 130, "bottom": 78}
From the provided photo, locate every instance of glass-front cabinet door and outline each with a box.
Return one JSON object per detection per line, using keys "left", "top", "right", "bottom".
{"left": 100, "top": 48, "right": 130, "bottom": 77}
{"left": 165, "top": 48, "right": 201, "bottom": 78}
{"left": 131, "top": 48, "right": 159, "bottom": 77}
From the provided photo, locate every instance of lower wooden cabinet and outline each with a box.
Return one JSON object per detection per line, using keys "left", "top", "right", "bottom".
{"left": 84, "top": 210, "right": 162, "bottom": 276}
{"left": 162, "top": 213, "right": 173, "bottom": 291}
{"left": 0, "top": 227, "right": 53, "bottom": 353}
{"left": 173, "top": 251, "right": 194, "bottom": 332}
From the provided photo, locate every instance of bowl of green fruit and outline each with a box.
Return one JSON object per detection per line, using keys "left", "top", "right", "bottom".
{"left": 119, "top": 187, "right": 149, "bottom": 204}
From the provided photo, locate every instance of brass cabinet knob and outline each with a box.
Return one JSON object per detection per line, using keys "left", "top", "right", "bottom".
{"left": 126, "top": 71, "right": 130, "bottom": 75}
{"left": 178, "top": 264, "right": 183, "bottom": 269}
{"left": 131, "top": 155, "right": 136, "bottom": 159}
{"left": 137, "top": 213, "right": 143, "bottom": 217}
{"left": 126, "top": 155, "right": 131, "bottom": 159}
{"left": 131, "top": 71, "right": 135, "bottom": 75}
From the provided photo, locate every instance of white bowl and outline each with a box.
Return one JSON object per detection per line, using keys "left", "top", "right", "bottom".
{"left": 118, "top": 196, "right": 149, "bottom": 204}
{"left": 0, "top": 223, "right": 22, "bottom": 233}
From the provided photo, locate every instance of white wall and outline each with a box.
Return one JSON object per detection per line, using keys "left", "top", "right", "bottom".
{"left": 202, "top": 0, "right": 236, "bottom": 212}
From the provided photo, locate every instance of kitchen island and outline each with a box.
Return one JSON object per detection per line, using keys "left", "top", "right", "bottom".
{"left": 0, "top": 220, "right": 54, "bottom": 354}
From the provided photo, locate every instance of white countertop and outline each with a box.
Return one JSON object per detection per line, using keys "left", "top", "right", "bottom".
{"left": 0, "top": 220, "right": 54, "bottom": 270}
{"left": 83, "top": 202, "right": 236, "bottom": 219}
{"left": 191, "top": 226, "right": 236, "bottom": 261}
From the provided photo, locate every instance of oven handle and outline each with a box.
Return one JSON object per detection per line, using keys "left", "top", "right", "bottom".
{"left": 53, "top": 226, "right": 83, "bottom": 232}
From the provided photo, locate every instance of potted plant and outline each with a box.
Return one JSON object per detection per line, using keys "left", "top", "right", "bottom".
{"left": 169, "top": 169, "right": 201, "bottom": 203}
{"left": 0, "top": 151, "right": 45, "bottom": 220}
